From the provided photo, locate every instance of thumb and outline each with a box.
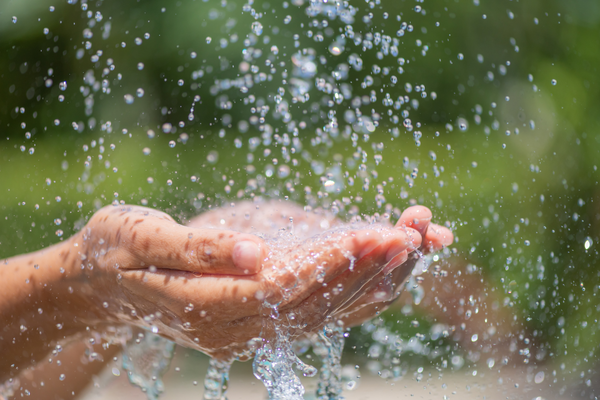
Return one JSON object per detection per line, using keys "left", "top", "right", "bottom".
{"left": 97, "top": 205, "right": 267, "bottom": 275}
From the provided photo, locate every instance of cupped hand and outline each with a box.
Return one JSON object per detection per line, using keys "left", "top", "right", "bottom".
{"left": 76, "top": 204, "right": 419, "bottom": 360}
{"left": 187, "top": 201, "right": 453, "bottom": 329}
{"left": 338, "top": 205, "right": 454, "bottom": 326}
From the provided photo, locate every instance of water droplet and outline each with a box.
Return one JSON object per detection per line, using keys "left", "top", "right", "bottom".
{"left": 59, "top": 81, "right": 67, "bottom": 91}
{"left": 166, "top": 179, "right": 173, "bottom": 186}
{"left": 124, "top": 94, "right": 134, "bottom": 104}
{"left": 136, "top": 88, "right": 144, "bottom": 97}
{"left": 142, "top": 147, "right": 151, "bottom": 155}
{"left": 584, "top": 237, "right": 593, "bottom": 250}
{"left": 12, "top": 16, "right": 17, "bottom": 23}
{"left": 534, "top": 371, "right": 545, "bottom": 384}
{"left": 551, "top": 79, "right": 557, "bottom": 86}
{"left": 251, "top": 21, "right": 263, "bottom": 36}
{"left": 207, "top": 151, "right": 219, "bottom": 164}
{"left": 162, "top": 123, "right": 172, "bottom": 133}
{"left": 168, "top": 140, "right": 176, "bottom": 148}
{"left": 328, "top": 43, "right": 344, "bottom": 56}
{"left": 457, "top": 53, "right": 464, "bottom": 60}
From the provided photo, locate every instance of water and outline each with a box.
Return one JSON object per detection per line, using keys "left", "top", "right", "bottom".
{"left": 121, "top": 332, "right": 176, "bottom": 400}
{"left": 314, "top": 324, "right": 345, "bottom": 400}
{"left": 4, "top": 0, "right": 597, "bottom": 399}
{"left": 203, "top": 358, "right": 232, "bottom": 400}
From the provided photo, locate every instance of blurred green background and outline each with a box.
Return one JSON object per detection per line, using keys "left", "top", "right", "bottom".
{"left": 1, "top": 0, "right": 599, "bottom": 392}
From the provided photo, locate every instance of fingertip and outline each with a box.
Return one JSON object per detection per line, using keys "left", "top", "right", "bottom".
{"left": 345, "top": 231, "right": 382, "bottom": 260}
{"left": 232, "top": 240, "right": 262, "bottom": 274}
{"left": 404, "top": 227, "right": 422, "bottom": 250}
{"left": 397, "top": 206, "right": 432, "bottom": 235}
{"left": 424, "top": 223, "right": 454, "bottom": 250}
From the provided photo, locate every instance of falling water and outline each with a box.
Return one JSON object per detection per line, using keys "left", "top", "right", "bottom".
{"left": 203, "top": 358, "right": 232, "bottom": 400}
{"left": 6, "top": 0, "right": 596, "bottom": 398}
{"left": 313, "top": 324, "right": 345, "bottom": 400}
{"left": 121, "top": 332, "right": 176, "bottom": 400}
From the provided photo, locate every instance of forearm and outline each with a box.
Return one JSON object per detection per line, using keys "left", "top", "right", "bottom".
{"left": 0, "top": 235, "right": 93, "bottom": 381}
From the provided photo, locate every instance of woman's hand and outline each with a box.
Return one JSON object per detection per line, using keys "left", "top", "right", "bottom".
{"left": 76, "top": 204, "right": 419, "bottom": 360}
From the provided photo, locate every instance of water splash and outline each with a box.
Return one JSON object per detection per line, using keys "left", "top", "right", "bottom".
{"left": 0, "top": 378, "right": 19, "bottom": 400}
{"left": 203, "top": 358, "right": 232, "bottom": 400}
{"left": 252, "top": 321, "right": 318, "bottom": 400}
{"left": 121, "top": 332, "right": 176, "bottom": 400}
{"left": 314, "top": 324, "right": 345, "bottom": 400}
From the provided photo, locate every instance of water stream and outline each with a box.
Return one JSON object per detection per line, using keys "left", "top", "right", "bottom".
{"left": 121, "top": 332, "right": 176, "bottom": 400}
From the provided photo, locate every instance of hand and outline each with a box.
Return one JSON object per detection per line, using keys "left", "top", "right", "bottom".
{"left": 74, "top": 204, "right": 420, "bottom": 360}
{"left": 337, "top": 205, "right": 454, "bottom": 326}
{"left": 187, "top": 201, "right": 453, "bottom": 328}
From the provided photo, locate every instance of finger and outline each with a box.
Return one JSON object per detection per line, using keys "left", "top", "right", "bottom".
{"left": 118, "top": 269, "right": 267, "bottom": 322}
{"left": 334, "top": 249, "right": 412, "bottom": 317}
{"left": 122, "top": 215, "right": 266, "bottom": 275}
{"left": 422, "top": 223, "right": 454, "bottom": 253}
{"left": 277, "top": 227, "right": 414, "bottom": 309}
{"left": 396, "top": 205, "right": 432, "bottom": 238}
{"left": 288, "top": 230, "right": 416, "bottom": 329}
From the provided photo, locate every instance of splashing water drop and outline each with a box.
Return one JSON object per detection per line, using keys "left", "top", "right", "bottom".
{"left": 251, "top": 21, "right": 263, "bottom": 36}
{"left": 314, "top": 324, "right": 345, "bottom": 400}
{"left": 122, "top": 333, "right": 176, "bottom": 400}
{"left": 203, "top": 358, "right": 232, "bottom": 400}
{"left": 328, "top": 43, "right": 345, "bottom": 56}
{"left": 253, "top": 333, "right": 307, "bottom": 400}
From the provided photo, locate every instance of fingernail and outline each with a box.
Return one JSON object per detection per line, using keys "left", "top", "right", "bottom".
{"left": 232, "top": 241, "right": 261, "bottom": 274}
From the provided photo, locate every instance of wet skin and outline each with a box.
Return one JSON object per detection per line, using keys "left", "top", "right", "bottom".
{"left": 0, "top": 201, "right": 452, "bottom": 382}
